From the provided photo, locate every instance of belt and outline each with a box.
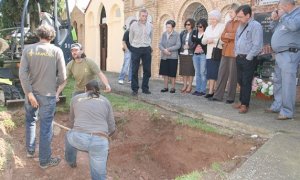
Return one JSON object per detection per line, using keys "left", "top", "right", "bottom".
{"left": 277, "top": 48, "right": 299, "bottom": 54}
{"left": 89, "top": 132, "right": 109, "bottom": 139}
{"left": 73, "top": 130, "right": 109, "bottom": 139}
{"left": 194, "top": 52, "right": 204, "bottom": 55}
{"left": 237, "top": 54, "right": 247, "bottom": 58}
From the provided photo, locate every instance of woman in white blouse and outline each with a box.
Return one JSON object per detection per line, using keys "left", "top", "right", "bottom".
{"left": 202, "top": 10, "right": 225, "bottom": 98}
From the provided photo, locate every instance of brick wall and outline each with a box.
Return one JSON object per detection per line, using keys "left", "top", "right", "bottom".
{"left": 124, "top": 0, "right": 252, "bottom": 79}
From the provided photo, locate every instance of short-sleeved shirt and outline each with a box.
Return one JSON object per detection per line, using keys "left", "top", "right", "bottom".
{"left": 66, "top": 58, "right": 100, "bottom": 92}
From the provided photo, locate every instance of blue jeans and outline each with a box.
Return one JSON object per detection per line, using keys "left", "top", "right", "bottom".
{"left": 65, "top": 130, "right": 109, "bottom": 180}
{"left": 25, "top": 95, "right": 56, "bottom": 165}
{"left": 192, "top": 54, "right": 207, "bottom": 93}
{"left": 118, "top": 50, "right": 132, "bottom": 81}
{"left": 270, "top": 51, "right": 300, "bottom": 118}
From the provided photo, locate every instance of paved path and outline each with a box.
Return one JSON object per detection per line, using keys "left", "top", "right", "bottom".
{"left": 106, "top": 72, "right": 300, "bottom": 179}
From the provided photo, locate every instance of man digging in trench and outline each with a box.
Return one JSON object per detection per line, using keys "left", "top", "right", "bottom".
{"left": 64, "top": 80, "right": 116, "bottom": 180}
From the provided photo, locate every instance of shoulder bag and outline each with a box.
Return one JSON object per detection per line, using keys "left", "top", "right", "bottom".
{"left": 211, "top": 39, "right": 222, "bottom": 61}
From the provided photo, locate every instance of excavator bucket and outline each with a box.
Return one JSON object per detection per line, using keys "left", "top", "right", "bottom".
{"left": 5, "top": 99, "right": 25, "bottom": 109}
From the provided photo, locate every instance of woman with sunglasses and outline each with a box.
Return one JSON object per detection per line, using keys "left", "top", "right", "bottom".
{"left": 191, "top": 19, "right": 208, "bottom": 96}
{"left": 179, "top": 18, "right": 196, "bottom": 93}
{"left": 202, "top": 10, "right": 225, "bottom": 98}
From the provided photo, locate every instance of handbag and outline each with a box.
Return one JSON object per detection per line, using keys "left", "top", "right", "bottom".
{"left": 211, "top": 39, "right": 222, "bottom": 61}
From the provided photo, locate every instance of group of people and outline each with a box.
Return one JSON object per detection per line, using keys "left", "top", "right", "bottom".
{"left": 19, "top": 24, "right": 115, "bottom": 179}
{"left": 119, "top": 0, "right": 300, "bottom": 119}
{"left": 158, "top": 4, "right": 264, "bottom": 115}
{"left": 17, "top": 0, "right": 299, "bottom": 179}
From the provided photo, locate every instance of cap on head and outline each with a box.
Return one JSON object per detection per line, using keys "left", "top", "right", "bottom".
{"left": 71, "top": 43, "right": 82, "bottom": 50}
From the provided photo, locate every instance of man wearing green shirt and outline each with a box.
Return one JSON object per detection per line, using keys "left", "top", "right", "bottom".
{"left": 56, "top": 43, "right": 111, "bottom": 99}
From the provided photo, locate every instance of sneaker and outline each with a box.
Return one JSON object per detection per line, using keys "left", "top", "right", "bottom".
{"left": 127, "top": 81, "right": 131, "bottom": 84}
{"left": 118, "top": 80, "right": 124, "bottom": 84}
{"left": 27, "top": 150, "right": 35, "bottom": 158}
{"left": 69, "top": 162, "right": 77, "bottom": 168}
{"left": 39, "top": 157, "right": 61, "bottom": 169}
{"left": 199, "top": 92, "right": 206, "bottom": 96}
{"left": 192, "top": 91, "right": 201, "bottom": 96}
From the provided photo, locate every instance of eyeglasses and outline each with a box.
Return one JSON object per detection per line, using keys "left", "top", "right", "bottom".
{"left": 197, "top": 26, "right": 203, "bottom": 28}
{"left": 185, "top": 23, "right": 191, "bottom": 26}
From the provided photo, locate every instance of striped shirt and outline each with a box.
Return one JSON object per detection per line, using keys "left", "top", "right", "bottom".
{"left": 129, "top": 21, "right": 153, "bottom": 48}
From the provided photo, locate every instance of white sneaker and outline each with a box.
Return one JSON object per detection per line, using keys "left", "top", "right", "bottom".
{"left": 118, "top": 80, "right": 124, "bottom": 84}
{"left": 127, "top": 81, "right": 131, "bottom": 84}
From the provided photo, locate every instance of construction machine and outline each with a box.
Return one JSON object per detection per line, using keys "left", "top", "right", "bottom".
{"left": 0, "top": 0, "right": 74, "bottom": 107}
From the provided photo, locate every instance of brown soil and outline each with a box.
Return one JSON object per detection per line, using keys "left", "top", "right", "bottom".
{"left": 0, "top": 108, "right": 264, "bottom": 180}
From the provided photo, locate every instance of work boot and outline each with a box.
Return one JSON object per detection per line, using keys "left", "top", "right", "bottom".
{"left": 239, "top": 105, "right": 248, "bottom": 114}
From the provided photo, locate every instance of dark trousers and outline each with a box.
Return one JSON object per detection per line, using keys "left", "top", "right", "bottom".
{"left": 131, "top": 46, "right": 152, "bottom": 92}
{"left": 236, "top": 55, "right": 256, "bottom": 106}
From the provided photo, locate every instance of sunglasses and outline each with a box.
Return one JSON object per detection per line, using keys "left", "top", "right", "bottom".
{"left": 197, "top": 26, "right": 203, "bottom": 28}
{"left": 185, "top": 23, "right": 191, "bottom": 26}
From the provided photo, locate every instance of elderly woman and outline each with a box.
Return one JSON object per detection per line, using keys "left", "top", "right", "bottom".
{"left": 159, "top": 20, "right": 181, "bottom": 93}
{"left": 179, "top": 18, "right": 195, "bottom": 93}
{"left": 202, "top": 10, "right": 225, "bottom": 98}
{"left": 210, "top": 3, "right": 240, "bottom": 103}
{"left": 191, "top": 18, "right": 208, "bottom": 96}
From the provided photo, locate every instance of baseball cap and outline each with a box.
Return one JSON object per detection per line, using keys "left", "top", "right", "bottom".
{"left": 70, "top": 43, "right": 82, "bottom": 50}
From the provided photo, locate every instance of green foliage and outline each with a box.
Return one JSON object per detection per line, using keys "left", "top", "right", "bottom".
{"left": 0, "top": 0, "right": 66, "bottom": 29}
{"left": 0, "top": 105, "right": 7, "bottom": 112}
{"left": 176, "top": 116, "right": 218, "bottom": 133}
{"left": 2, "top": 118, "right": 15, "bottom": 132}
{"left": 175, "top": 171, "right": 202, "bottom": 180}
{"left": 211, "top": 162, "right": 225, "bottom": 177}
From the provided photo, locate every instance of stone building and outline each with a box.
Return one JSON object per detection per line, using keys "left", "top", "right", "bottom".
{"left": 70, "top": 5, "right": 85, "bottom": 46}
{"left": 84, "top": 0, "right": 124, "bottom": 72}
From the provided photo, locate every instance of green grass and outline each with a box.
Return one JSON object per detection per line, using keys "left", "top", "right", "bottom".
{"left": 0, "top": 106, "right": 7, "bottom": 112}
{"left": 56, "top": 78, "right": 75, "bottom": 112}
{"left": 104, "top": 93, "right": 154, "bottom": 112}
{"left": 176, "top": 116, "right": 218, "bottom": 133}
{"left": 211, "top": 162, "right": 225, "bottom": 177}
{"left": 2, "top": 119, "right": 15, "bottom": 132}
{"left": 0, "top": 138, "right": 13, "bottom": 171}
{"left": 56, "top": 78, "right": 154, "bottom": 113}
{"left": 175, "top": 171, "right": 202, "bottom": 180}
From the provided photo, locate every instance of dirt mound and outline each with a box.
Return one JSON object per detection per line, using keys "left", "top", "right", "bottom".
{"left": 0, "top": 109, "right": 263, "bottom": 180}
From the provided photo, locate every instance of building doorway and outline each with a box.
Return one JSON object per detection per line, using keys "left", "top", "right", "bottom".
{"left": 99, "top": 6, "right": 107, "bottom": 71}
{"left": 182, "top": 2, "right": 208, "bottom": 22}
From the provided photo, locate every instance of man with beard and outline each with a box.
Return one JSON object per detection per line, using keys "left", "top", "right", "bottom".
{"left": 56, "top": 43, "right": 111, "bottom": 99}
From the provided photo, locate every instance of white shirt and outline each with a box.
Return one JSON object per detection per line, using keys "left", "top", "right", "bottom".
{"left": 202, "top": 23, "right": 225, "bottom": 59}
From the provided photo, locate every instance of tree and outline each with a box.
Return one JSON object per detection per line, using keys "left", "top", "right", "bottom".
{"left": 0, "top": 0, "right": 66, "bottom": 29}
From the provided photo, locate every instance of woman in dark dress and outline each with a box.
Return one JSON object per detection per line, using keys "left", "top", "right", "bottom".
{"left": 158, "top": 20, "right": 181, "bottom": 93}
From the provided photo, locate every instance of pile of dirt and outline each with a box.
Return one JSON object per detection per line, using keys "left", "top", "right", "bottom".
{"left": 0, "top": 109, "right": 264, "bottom": 180}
